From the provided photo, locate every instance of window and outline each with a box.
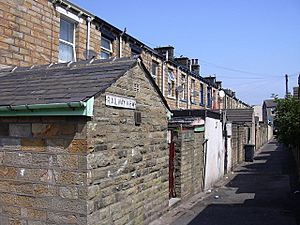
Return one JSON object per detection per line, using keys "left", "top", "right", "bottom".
{"left": 190, "top": 79, "right": 196, "bottom": 103}
{"left": 181, "top": 75, "right": 186, "bottom": 100}
{"left": 207, "top": 86, "right": 212, "bottom": 107}
{"left": 151, "top": 60, "right": 159, "bottom": 80}
{"left": 59, "top": 18, "right": 76, "bottom": 62}
{"left": 213, "top": 89, "right": 216, "bottom": 109}
{"left": 168, "top": 69, "right": 175, "bottom": 97}
{"left": 100, "top": 37, "right": 112, "bottom": 59}
{"left": 200, "top": 83, "right": 204, "bottom": 105}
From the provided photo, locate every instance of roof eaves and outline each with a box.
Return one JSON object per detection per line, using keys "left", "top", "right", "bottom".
{"left": 0, "top": 97, "right": 94, "bottom": 117}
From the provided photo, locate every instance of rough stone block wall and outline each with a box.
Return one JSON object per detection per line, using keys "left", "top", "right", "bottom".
{"left": 0, "top": 116, "right": 88, "bottom": 225}
{"left": 85, "top": 65, "right": 169, "bottom": 225}
{"left": 193, "top": 132, "right": 205, "bottom": 192}
{"left": 255, "top": 124, "right": 268, "bottom": 150}
{"left": 0, "top": 0, "right": 102, "bottom": 67}
{"left": 0, "top": 0, "right": 60, "bottom": 67}
{"left": 173, "top": 128, "right": 204, "bottom": 200}
{"left": 231, "top": 124, "right": 249, "bottom": 168}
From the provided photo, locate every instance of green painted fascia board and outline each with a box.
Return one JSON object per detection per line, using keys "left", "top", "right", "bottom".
{"left": 0, "top": 97, "right": 94, "bottom": 117}
{"left": 194, "top": 126, "right": 205, "bottom": 132}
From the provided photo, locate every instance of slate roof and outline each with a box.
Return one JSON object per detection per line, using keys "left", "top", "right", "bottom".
{"left": 172, "top": 109, "right": 221, "bottom": 120}
{"left": 263, "top": 99, "right": 277, "bottom": 108}
{"left": 226, "top": 108, "right": 254, "bottom": 123}
{"left": 0, "top": 58, "right": 138, "bottom": 107}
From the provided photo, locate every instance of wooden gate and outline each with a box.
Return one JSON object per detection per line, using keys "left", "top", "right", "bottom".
{"left": 169, "top": 130, "right": 176, "bottom": 198}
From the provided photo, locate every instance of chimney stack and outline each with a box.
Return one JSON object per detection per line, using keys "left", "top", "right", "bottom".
{"left": 154, "top": 46, "right": 174, "bottom": 61}
{"left": 191, "top": 58, "right": 200, "bottom": 75}
{"left": 174, "top": 56, "right": 190, "bottom": 69}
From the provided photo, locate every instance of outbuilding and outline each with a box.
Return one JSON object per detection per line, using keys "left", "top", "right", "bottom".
{"left": 0, "top": 57, "right": 170, "bottom": 225}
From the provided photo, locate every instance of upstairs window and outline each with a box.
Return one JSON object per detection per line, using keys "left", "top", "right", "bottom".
{"left": 213, "top": 89, "right": 217, "bottom": 109}
{"left": 151, "top": 60, "right": 159, "bottom": 80}
{"left": 167, "top": 69, "right": 176, "bottom": 97}
{"left": 59, "top": 18, "right": 76, "bottom": 62}
{"left": 200, "top": 83, "right": 204, "bottom": 105}
{"left": 181, "top": 75, "right": 186, "bottom": 101}
{"left": 190, "top": 79, "right": 196, "bottom": 103}
{"left": 207, "top": 86, "right": 212, "bottom": 108}
{"left": 100, "top": 37, "right": 112, "bottom": 59}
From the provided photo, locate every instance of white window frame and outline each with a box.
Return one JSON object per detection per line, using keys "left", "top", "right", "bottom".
{"left": 56, "top": 6, "right": 83, "bottom": 23}
{"left": 190, "top": 78, "right": 196, "bottom": 103}
{"left": 151, "top": 60, "right": 159, "bottom": 80}
{"left": 100, "top": 36, "right": 113, "bottom": 59}
{"left": 59, "top": 17, "right": 76, "bottom": 63}
{"left": 167, "top": 69, "right": 176, "bottom": 98}
{"left": 181, "top": 75, "right": 186, "bottom": 101}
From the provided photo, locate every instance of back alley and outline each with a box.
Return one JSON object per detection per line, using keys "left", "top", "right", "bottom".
{"left": 155, "top": 140, "right": 300, "bottom": 225}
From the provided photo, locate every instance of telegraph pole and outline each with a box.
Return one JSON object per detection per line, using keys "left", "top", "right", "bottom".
{"left": 285, "top": 74, "right": 288, "bottom": 98}
{"left": 298, "top": 73, "right": 300, "bottom": 99}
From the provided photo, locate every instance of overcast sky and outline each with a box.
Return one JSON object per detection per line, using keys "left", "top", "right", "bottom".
{"left": 71, "top": 0, "right": 300, "bottom": 105}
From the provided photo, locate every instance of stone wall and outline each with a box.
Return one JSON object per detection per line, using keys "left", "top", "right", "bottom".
{"left": 0, "top": 0, "right": 100, "bottom": 67}
{"left": 0, "top": 116, "right": 88, "bottom": 225}
{"left": 255, "top": 123, "right": 268, "bottom": 150}
{"left": 0, "top": 0, "right": 59, "bottom": 66}
{"left": 231, "top": 124, "right": 248, "bottom": 168}
{"left": 85, "top": 64, "right": 169, "bottom": 225}
{"left": 172, "top": 128, "right": 205, "bottom": 200}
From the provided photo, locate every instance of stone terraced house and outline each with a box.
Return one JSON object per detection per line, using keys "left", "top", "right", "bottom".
{"left": 0, "top": 1, "right": 267, "bottom": 225}
{"left": 0, "top": 0, "right": 249, "bottom": 112}
{"left": 0, "top": 58, "right": 171, "bottom": 225}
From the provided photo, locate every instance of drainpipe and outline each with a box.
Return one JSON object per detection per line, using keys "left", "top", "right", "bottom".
{"left": 119, "top": 28, "right": 126, "bottom": 58}
{"left": 162, "top": 61, "right": 165, "bottom": 96}
{"left": 119, "top": 36, "right": 123, "bottom": 58}
{"left": 202, "top": 138, "right": 208, "bottom": 190}
{"left": 186, "top": 73, "right": 189, "bottom": 109}
{"left": 86, "top": 17, "right": 92, "bottom": 59}
{"left": 176, "top": 66, "right": 179, "bottom": 108}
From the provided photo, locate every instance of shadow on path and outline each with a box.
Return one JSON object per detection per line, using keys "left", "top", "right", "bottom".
{"left": 187, "top": 140, "right": 300, "bottom": 225}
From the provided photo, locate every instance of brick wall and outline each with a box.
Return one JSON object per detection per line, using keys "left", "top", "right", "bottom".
{"left": 172, "top": 128, "right": 205, "bottom": 200}
{"left": 0, "top": 0, "right": 59, "bottom": 66}
{"left": 0, "top": 0, "right": 101, "bottom": 67}
{"left": 0, "top": 63, "right": 170, "bottom": 225}
{"left": 0, "top": 116, "right": 88, "bottom": 225}
{"left": 85, "top": 64, "right": 169, "bottom": 225}
{"left": 255, "top": 123, "right": 268, "bottom": 150}
{"left": 231, "top": 124, "right": 248, "bottom": 168}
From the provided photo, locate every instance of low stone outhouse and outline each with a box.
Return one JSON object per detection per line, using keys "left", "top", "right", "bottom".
{"left": 0, "top": 58, "right": 170, "bottom": 225}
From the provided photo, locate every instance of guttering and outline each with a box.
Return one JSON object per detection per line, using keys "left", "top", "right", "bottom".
{"left": 54, "top": 0, "right": 95, "bottom": 18}
{"left": 0, "top": 101, "right": 86, "bottom": 111}
{"left": 0, "top": 97, "right": 94, "bottom": 117}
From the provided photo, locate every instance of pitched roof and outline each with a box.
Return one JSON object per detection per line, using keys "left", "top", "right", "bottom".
{"left": 226, "top": 108, "right": 254, "bottom": 123}
{"left": 263, "top": 99, "right": 277, "bottom": 108}
{"left": 0, "top": 58, "right": 137, "bottom": 107}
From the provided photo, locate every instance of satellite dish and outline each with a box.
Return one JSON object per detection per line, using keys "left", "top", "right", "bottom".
{"left": 218, "top": 90, "right": 225, "bottom": 99}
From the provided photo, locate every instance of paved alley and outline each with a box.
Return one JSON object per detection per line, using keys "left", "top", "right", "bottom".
{"left": 152, "top": 140, "right": 300, "bottom": 225}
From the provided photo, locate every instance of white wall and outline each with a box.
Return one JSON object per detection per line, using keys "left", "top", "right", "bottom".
{"left": 267, "top": 124, "right": 273, "bottom": 140}
{"left": 204, "top": 117, "right": 225, "bottom": 190}
{"left": 226, "top": 123, "right": 232, "bottom": 173}
{"left": 253, "top": 105, "right": 263, "bottom": 122}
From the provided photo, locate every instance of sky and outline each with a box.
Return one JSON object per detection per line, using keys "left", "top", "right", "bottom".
{"left": 70, "top": 0, "right": 300, "bottom": 105}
